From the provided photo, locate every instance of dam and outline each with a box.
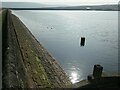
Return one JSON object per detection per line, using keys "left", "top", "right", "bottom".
{"left": 1, "top": 9, "right": 119, "bottom": 89}
{"left": 2, "top": 9, "right": 72, "bottom": 88}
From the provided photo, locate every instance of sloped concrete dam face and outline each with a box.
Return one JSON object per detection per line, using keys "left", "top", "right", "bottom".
{"left": 2, "top": 10, "right": 72, "bottom": 88}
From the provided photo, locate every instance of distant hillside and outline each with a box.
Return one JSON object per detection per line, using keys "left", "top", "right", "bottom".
{"left": 2, "top": 2, "right": 53, "bottom": 8}
{"left": 2, "top": 2, "right": 119, "bottom": 11}
{"left": 54, "top": 4, "right": 118, "bottom": 11}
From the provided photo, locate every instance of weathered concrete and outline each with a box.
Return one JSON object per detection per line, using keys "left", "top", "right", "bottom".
{"left": 0, "top": 9, "right": 3, "bottom": 90}
{"left": 2, "top": 9, "right": 30, "bottom": 88}
{"left": 74, "top": 76, "right": 120, "bottom": 89}
{"left": 73, "top": 66, "right": 120, "bottom": 89}
{"left": 2, "top": 9, "right": 72, "bottom": 89}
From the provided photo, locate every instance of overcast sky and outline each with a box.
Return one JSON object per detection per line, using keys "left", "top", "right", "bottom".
{"left": 2, "top": 0, "right": 119, "bottom": 5}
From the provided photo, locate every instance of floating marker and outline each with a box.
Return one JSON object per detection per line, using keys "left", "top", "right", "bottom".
{"left": 80, "top": 37, "right": 85, "bottom": 46}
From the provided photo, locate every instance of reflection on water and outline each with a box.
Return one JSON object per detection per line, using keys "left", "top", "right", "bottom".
{"left": 66, "top": 65, "right": 83, "bottom": 83}
{"left": 70, "top": 72, "right": 79, "bottom": 83}
{"left": 12, "top": 10, "right": 118, "bottom": 83}
{"left": 69, "top": 67, "right": 82, "bottom": 83}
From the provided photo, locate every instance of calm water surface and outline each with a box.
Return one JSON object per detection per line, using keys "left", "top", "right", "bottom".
{"left": 12, "top": 10, "right": 118, "bottom": 83}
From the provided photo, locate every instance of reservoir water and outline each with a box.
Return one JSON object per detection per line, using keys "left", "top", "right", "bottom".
{"left": 12, "top": 10, "right": 118, "bottom": 83}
